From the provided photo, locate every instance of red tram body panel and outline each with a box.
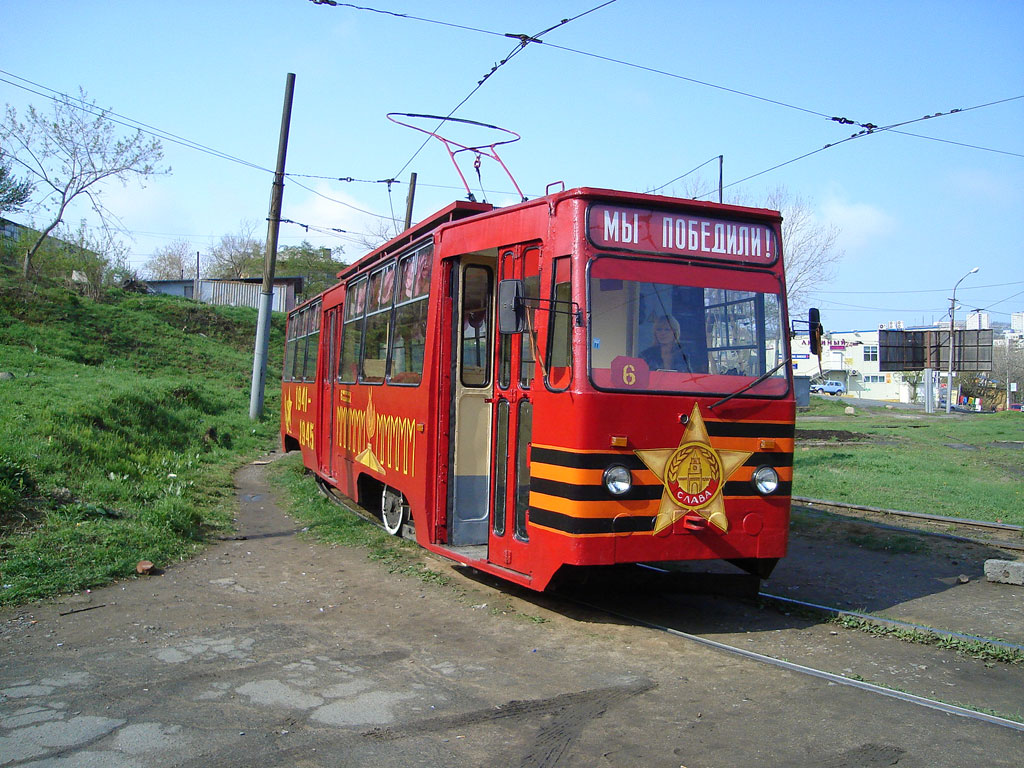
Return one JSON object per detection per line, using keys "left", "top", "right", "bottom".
{"left": 282, "top": 188, "right": 795, "bottom": 590}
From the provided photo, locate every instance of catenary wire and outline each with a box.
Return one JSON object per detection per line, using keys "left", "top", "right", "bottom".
{"left": 817, "top": 280, "right": 1024, "bottom": 295}
{"left": 690, "top": 96, "right": 1024, "bottom": 200}
{"left": 0, "top": 70, "right": 274, "bottom": 174}
{"left": 387, "top": 1, "right": 618, "bottom": 182}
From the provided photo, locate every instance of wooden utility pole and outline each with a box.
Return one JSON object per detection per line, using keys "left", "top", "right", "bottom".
{"left": 249, "top": 73, "right": 296, "bottom": 421}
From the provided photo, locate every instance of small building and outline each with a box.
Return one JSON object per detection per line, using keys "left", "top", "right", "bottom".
{"left": 792, "top": 328, "right": 904, "bottom": 401}
{"left": 146, "top": 277, "right": 304, "bottom": 314}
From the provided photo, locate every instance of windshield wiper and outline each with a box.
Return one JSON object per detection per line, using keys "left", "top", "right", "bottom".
{"left": 709, "top": 358, "right": 790, "bottom": 410}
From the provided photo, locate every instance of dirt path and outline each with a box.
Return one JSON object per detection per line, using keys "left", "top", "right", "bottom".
{"left": 1, "top": 458, "right": 1021, "bottom": 767}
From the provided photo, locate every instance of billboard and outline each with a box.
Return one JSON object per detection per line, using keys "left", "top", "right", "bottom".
{"left": 879, "top": 329, "right": 992, "bottom": 372}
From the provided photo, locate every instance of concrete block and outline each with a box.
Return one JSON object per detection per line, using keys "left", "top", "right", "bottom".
{"left": 984, "top": 559, "right": 1024, "bottom": 585}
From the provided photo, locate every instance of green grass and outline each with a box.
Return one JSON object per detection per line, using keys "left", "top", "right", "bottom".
{"left": 267, "top": 454, "right": 452, "bottom": 586}
{"left": 794, "top": 399, "right": 1024, "bottom": 525}
{"left": 832, "top": 615, "right": 1024, "bottom": 667}
{"left": 0, "top": 279, "right": 285, "bottom": 605}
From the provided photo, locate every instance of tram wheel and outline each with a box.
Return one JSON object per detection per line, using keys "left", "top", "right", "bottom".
{"left": 381, "top": 486, "right": 406, "bottom": 535}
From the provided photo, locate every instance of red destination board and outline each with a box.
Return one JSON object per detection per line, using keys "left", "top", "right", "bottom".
{"left": 588, "top": 203, "right": 778, "bottom": 265}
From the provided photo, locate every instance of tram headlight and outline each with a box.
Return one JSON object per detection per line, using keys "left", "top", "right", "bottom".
{"left": 752, "top": 466, "right": 779, "bottom": 495}
{"left": 603, "top": 464, "right": 633, "bottom": 496}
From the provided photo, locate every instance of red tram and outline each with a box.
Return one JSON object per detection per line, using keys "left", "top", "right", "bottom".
{"left": 281, "top": 187, "right": 810, "bottom": 590}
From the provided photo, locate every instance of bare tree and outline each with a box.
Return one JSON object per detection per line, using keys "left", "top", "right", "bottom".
{"left": 659, "top": 177, "right": 843, "bottom": 315}
{"left": 1, "top": 89, "right": 168, "bottom": 279}
{"left": 144, "top": 239, "right": 197, "bottom": 280}
{"left": 990, "top": 337, "right": 1024, "bottom": 409}
{"left": 352, "top": 217, "right": 398, "bottom": 254}
{"left": 763, "top": 186, "right": 842, "bottom": 316}
{"left": 205, "top": 222, "right": 264, "bottom": 279}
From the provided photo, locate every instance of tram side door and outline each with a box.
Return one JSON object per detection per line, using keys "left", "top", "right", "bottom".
{"left": 318, "top": 306, "right": 341, "bottom": 481}
{"left": 448, "top": 258, "right": 495, "bottom": 547}
{"left": 488, "top": 245, "right": 541, "bottom": 575}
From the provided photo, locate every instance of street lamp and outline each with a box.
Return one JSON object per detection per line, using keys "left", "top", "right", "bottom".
{"left": 946, "top": 266, "right": 980, "bottom": 413}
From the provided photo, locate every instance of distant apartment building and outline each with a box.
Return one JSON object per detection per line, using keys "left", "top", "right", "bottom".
{"left": 1012, "top": 311, "right": 1024, "bottom": 334}
{"left": 966, "top": 311, "right": 990, "bottom": 330}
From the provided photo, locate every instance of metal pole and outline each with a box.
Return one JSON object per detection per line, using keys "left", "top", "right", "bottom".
{"left": 718, "top": 155, "right": 723, "bottom": 204}
{"left": 249, "top": 72, "right": 296, "bottom": 421}
{"left": 1007, "top": 341, "right": 1012, "bottom": 411}
{"left": 945, "top": 267, "right": 979, "bottom": 414}
{"left": 403, "top": 172, "right": 417, "bottom": 231}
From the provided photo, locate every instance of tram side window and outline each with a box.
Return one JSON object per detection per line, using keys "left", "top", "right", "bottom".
{"left": 339, "top": 277, "right": 367, "bottom": 384}
{"left": 546, "top": 256, "right": 572, "bottom": 390}
{"left": 361, "top": 264, "right": 395, "bottom": 384}
{"left": 389, "top": 246, "right": 431, "bottom": 385}
{"left": 289, "top": 310, "right": 307, "bottom": 381}
{"left": 519, "top": 272, "right": 540, "bottom": 388}
{"left": 461, "top": 266, "right": 492, "bottom": 387}
{"left": 302, "top": 305, "right": 321, "bottom": 381}
{"left": 283, "top": 310, "right": 298, "bottom": 381}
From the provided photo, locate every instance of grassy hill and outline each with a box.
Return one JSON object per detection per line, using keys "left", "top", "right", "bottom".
{"left": 0, "top": 279, "right": 284, "bottom": 604}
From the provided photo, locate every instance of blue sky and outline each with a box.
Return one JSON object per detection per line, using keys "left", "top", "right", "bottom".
{"left": 2, "top": 0, "right": 1022, "bottom": 332}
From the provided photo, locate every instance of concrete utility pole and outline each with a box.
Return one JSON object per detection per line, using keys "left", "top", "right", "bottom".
{"left": 946, "top": 266, "right": 979, "bottom": 414}
{"left": 403, "top": 172, "right": 417, "bottom": 231}
{"left": 249, "top": 72, "right": 296, "bottom": 421}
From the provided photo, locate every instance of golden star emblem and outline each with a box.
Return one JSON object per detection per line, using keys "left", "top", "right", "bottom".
{"left": 635, "top": 404, "right": 752, "bottom": 534}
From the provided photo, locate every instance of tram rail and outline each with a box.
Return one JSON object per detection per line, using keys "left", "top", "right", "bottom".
{"left": 757, "top": 592, "right": 1024, "bottom": 654}
{"left": 792, "top": 496, "right": 1024, "bottom": 552}
{"left": 566, "top": 593, "right": 1024, "bottom": 734}
{"left": 314, "top": 478, "right": 1024, "bottom": 731}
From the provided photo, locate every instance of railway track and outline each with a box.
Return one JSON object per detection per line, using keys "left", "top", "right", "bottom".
{"left": 315, "top": 478, "right": 1023, "bottom": 731}
{"left": 566, "top": 590, "right": 1024, "bottom": 734}
{"left": 792, "top": 496, "right": 1024, "bottom": 552}
{"left": 555, "top": 564, "right": 1024, "bottom": 734}
{"left": 756, "top": 591, "right": 1024, "bottom": 655}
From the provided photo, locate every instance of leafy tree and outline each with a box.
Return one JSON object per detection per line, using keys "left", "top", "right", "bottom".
{"left": 275, "top": 240, "right": 346, "bottom": 297}
{"left": 0, "top": 155, "right": 32, "bottom": 214}
{"left": 144, "top": 239, "right": 197, "bottom": 280}
{"left": 1, "top": 89, "right": 168, "bottom": 279}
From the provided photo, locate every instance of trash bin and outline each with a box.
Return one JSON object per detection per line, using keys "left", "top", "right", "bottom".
{"left": 794, "top": 375, "right": 811, "bottom": 407}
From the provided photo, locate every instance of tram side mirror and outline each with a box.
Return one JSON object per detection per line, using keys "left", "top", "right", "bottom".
{"left": 808, "top": 307, "right": 822, "bottom": 356}
{"left": 497, "top": 279, "right": 526, "bottom": 334}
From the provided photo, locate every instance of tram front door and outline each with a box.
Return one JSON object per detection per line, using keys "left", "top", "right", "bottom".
{"left": 447, "top": 244, "right": 540, "bottom": 580}
{"left": 487, "top": 244, "right": 540, "bottom": 575}
{"left": 449, "top": 258, "right": 494, "bottom": 546}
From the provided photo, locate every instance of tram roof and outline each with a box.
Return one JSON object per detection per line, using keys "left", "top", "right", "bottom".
{"left": 337, "top": 187, "right": 782, "bottom": 281}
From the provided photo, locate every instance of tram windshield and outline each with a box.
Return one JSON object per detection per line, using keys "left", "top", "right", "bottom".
{"left": 588, "top": 256, "right": 788, "bottom": 396}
